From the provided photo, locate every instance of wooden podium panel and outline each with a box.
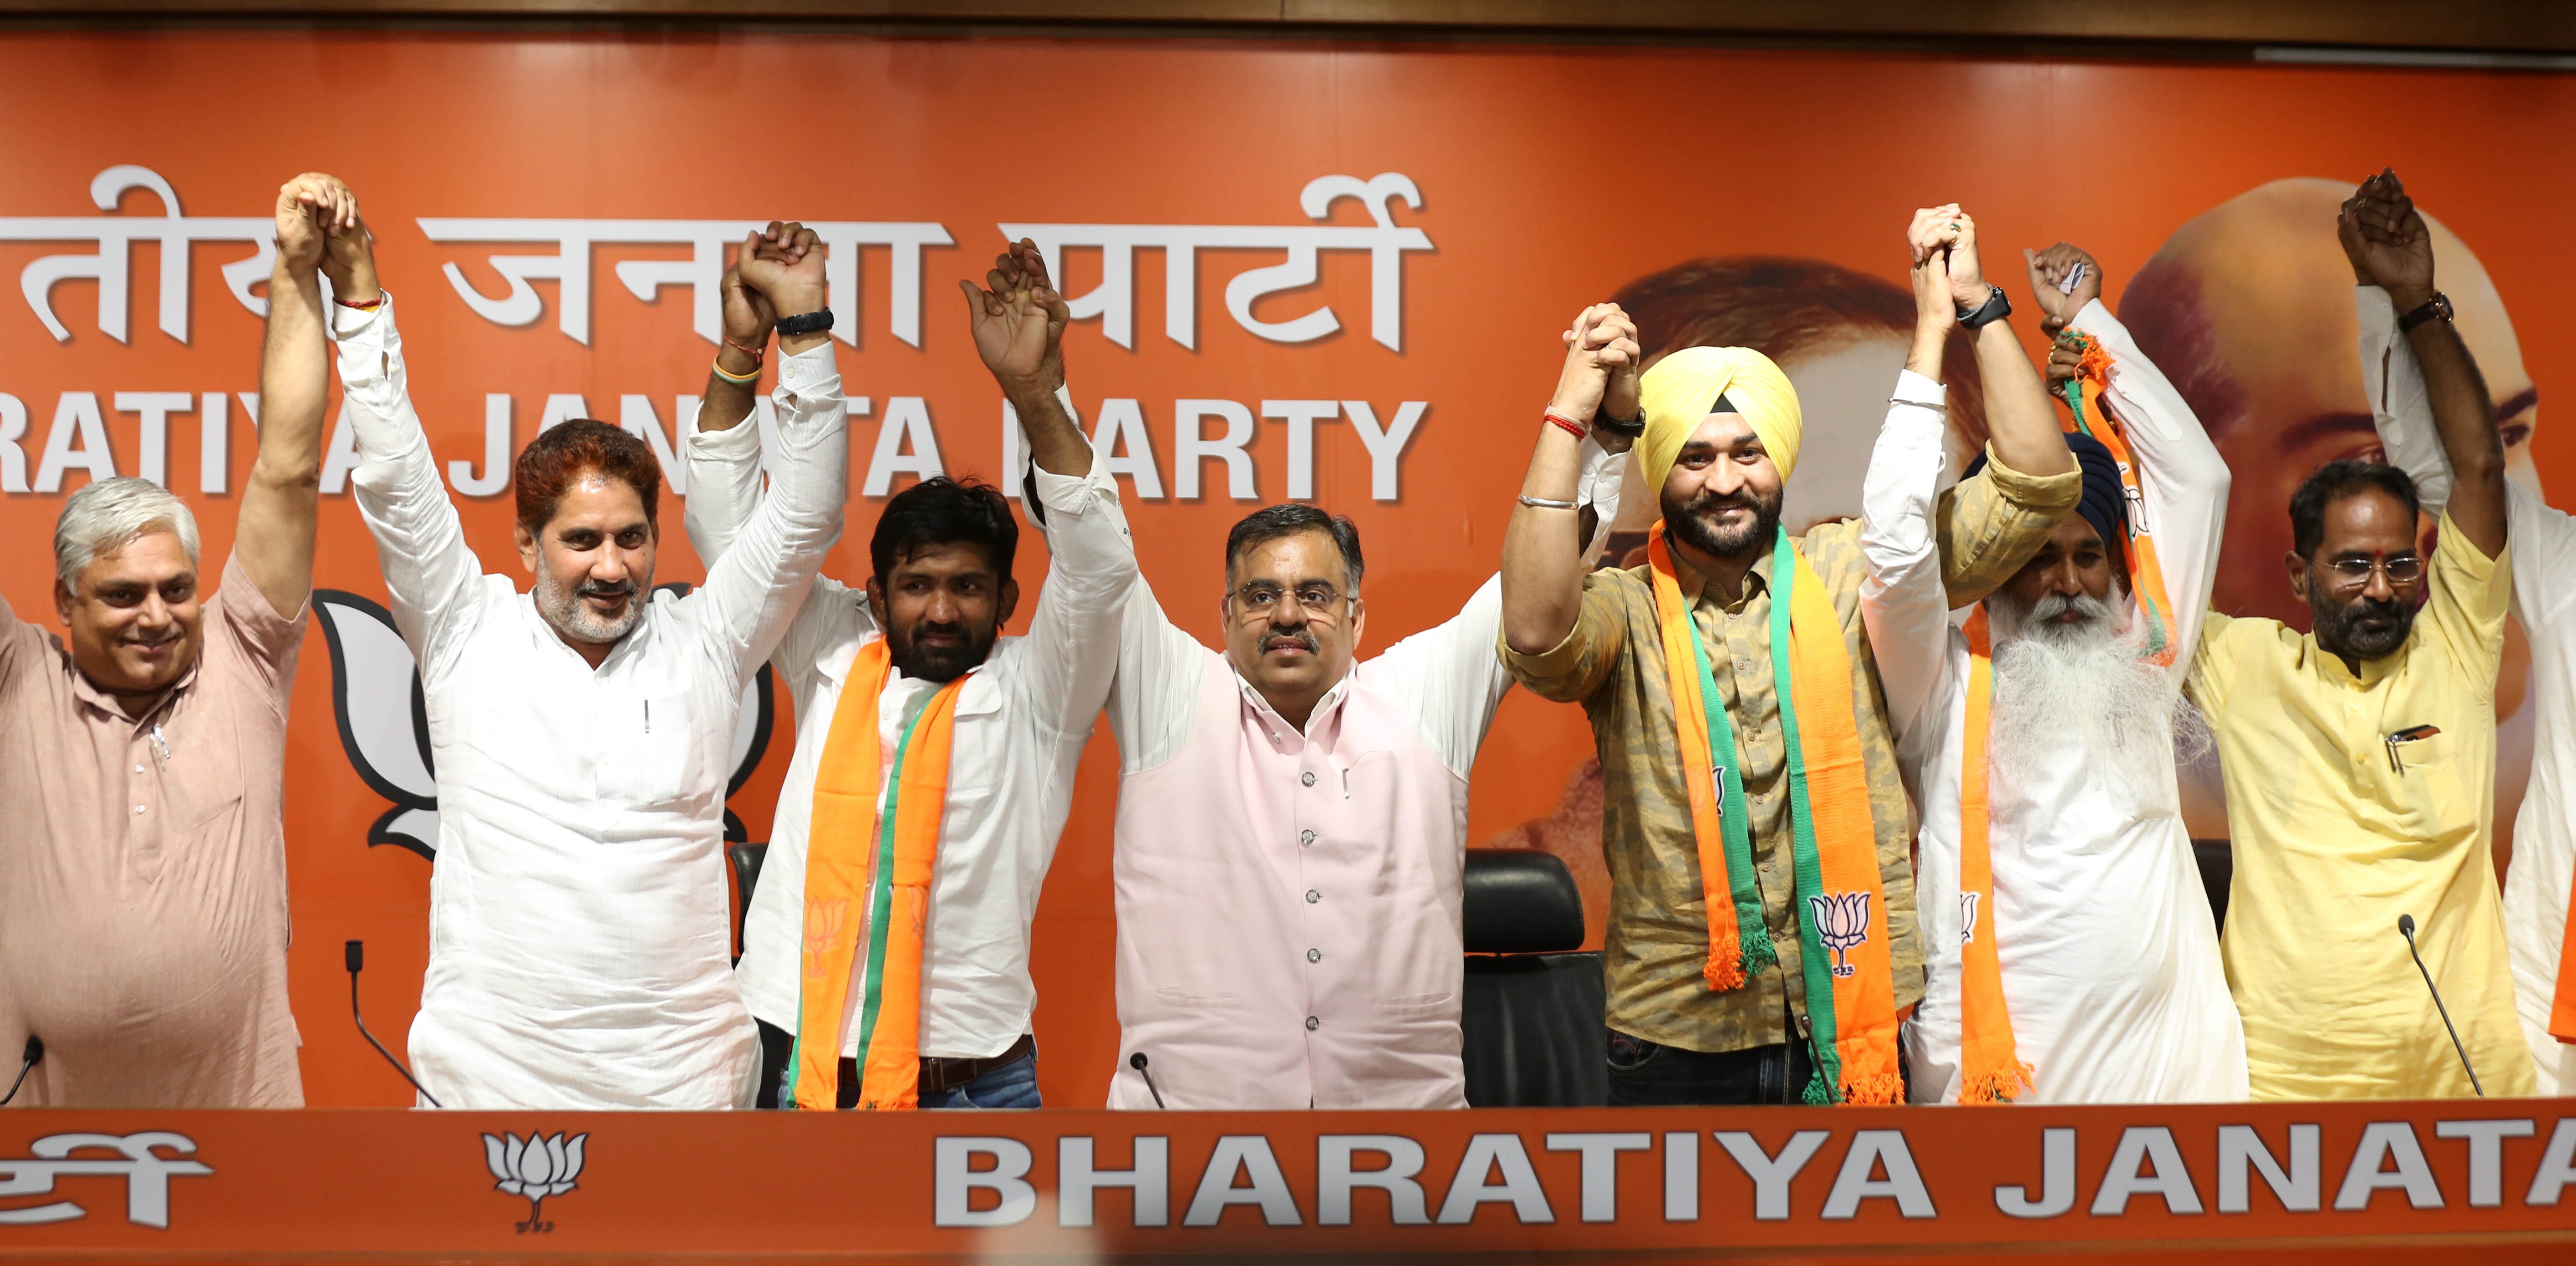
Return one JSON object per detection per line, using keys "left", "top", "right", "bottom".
{"left": 2, "top": 1100, "right": 2573, "bottom": 1261}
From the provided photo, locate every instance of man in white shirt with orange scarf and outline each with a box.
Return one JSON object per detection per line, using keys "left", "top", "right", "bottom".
{"left": 687, "top": 242, "right": 1131, "bottom": 1109}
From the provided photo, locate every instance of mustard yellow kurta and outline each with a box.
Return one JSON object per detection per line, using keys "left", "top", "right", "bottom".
{"left": 2189, "top": 512, "right": 2532, "bottom": 1099}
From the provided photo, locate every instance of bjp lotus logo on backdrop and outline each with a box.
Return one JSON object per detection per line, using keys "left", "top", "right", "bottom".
{"left": 315, "top": 585, "right": 776, "bottom": 857}
{"left": 480, "top": 1130, "right": 586, "bottom": 1233}
{"left": 1808, "top": 891, "right": 1873, "bottom": 979}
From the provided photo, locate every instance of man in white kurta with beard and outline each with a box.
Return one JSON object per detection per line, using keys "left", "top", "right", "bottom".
{"left": 337, "top": 219, "right": 847, "bottom": 1108}
{"left": 1863, "top": 243, "right": 2247, "bottom": 1103}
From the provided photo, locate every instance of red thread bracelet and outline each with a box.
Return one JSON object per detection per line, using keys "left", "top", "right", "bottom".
{"left": 1544, "top": 408, "right": 1588, "bottom": 441}
{"left": 724, "top": 338, "right": 766, "bottom": 363}
{"left": 334, "top": 292, "right": 386, "bottom": 311}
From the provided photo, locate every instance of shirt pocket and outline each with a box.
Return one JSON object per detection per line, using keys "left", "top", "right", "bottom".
{"left": 598, "top": 689, "right": 707, "bottom": 812}
{"left": 168, "top": 722, "right": 248, "bottom": 845}
{"left": 2386, "top": 731, "right": 2475, "bottom": 844}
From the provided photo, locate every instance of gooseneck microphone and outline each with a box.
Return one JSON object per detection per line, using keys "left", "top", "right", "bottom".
{"left": 347, "top": 940, "right": 442, "bottom": 1108}
{"left": 1129, "top": 1052, "right": 1166, "bottom": 1109}
{"left": 2398, "top": 914, "right": 2483, "bottom": 1097}
{"left": 0, "top": 1035, "right": 41, "bottom": 1105}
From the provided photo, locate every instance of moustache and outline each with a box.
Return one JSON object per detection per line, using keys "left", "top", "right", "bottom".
{"left": 2344, "top": 597, "right": 2408, "bottom": 625}
{"left": 911, "top": 620, "right": 971, "bottom": 643}
{"left": 576, "top": 579, "right": 636, "bottom": 601}
{"left": 1682, "top": 490, "right": 1764, "bottom": 517}
{"left": 1263, "top": 627, "right": 1319, "bottom": 655}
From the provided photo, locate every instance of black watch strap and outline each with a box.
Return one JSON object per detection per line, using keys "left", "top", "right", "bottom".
{"left": 1958, "top": 285, "right": 2012, "bottom": 330}
{"left": 1594, "top": 407, "right": 1645, "bottom": 438}
{"left": 774, "top": 308, "right": 835, "bottom": 338}
{"left": 2396, "top": 292, "right": 2453, "bottom": 334}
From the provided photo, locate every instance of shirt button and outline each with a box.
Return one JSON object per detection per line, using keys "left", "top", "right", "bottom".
{"left": 133, "top": 764, "right": 144, "bottom": 774}
{"left": 1308, "top": 948, "right": 1322, "bottom": 962}
{"left": 1306, "top": 889, "right": 1321, "bottom": 904}
{"left": 133, "top": 804, "right": 147, "bottom": 814}
{"left": 1300, "top": 829, "right": 1316, "bottom": 845}
{"left": 1305, "top": 1016, "right": 1320, "bottom": 1031}
{"left": 1301, "top": 771, "right": 1317, "bottom": 787}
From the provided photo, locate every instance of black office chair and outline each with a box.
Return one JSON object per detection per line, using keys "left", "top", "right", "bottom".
{"left": 727, "top": 842, "right": 769, "bottom": 966}
{"left": 1461, "top": 848, "right": 1607, "bottom": 1107}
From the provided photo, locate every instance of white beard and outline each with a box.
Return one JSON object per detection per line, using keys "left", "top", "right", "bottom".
{"left": 1985, "top": 587, "right": 2206, "bottom": 802}
{"left": 534, "top": 565, "right": 648, "bottom": 647}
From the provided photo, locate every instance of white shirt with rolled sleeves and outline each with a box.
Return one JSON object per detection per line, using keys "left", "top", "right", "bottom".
{"left": 1860, "top": 312, "right": 2248, "bottom": 1104}
{"left": 336, "top": 295, "right": 848, "bottom": 1109}
{"left": 1103, "top": 439, "right": 1624, "bottom": 1110}
{"left": 686, "top": 387, "right": 1134, "bottom": 1063}
{"left": 2361, "top": 285, "right": 2576, "bottom": 1093}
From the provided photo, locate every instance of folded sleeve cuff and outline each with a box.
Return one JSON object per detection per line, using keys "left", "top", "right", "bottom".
{"left": 1891, "top": 368, "right": 1946, "bottom": 408}
{"left": 1979, "top": 442, "right": 2083, "bottom": 512}
{"left": 1499, "top": 615, "right": 1589, "bottom": 680}
{"left": 687, "top": 408, "right": 763, "bottom": 461}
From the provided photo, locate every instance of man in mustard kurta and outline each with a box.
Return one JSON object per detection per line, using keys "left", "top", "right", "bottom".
{"left": 2189, "top": 169, "right": 2531, "bottom": 1099}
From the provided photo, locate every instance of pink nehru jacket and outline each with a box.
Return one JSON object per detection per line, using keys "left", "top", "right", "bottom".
{"left": 1108, "top": 646, "right": 1474, "bottom": 1110}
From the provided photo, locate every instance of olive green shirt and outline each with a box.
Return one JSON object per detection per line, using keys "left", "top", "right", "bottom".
{"left": 1503, "top": 451, "right": 2080, "bottom": 1054}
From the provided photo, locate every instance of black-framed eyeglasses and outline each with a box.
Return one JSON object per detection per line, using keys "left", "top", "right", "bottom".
{"left": 1229, "top": 582, "right": 1349, "bottom": 620}
{"left": 2320, "top": 554, "right": 2425, "bottom": 586}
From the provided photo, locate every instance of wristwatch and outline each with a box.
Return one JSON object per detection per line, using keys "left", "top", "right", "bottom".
{"left": 1957, "top": 285, "right": 2012, "bottom": 330}
{"left": 1593, "top": 405, "right": 1645, "bottom": 438}
{"left": 2396, "top": 292, "right": 2454, "bottom": 334}
{"left": 774, "top": 308, "right": 835, "bottom": 338}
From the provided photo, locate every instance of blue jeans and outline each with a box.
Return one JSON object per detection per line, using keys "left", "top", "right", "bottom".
{"left": 756, "top": 1020, "right": 1041, "bottom": 1109}
{"left": 1606, "top": 1031, "right": 1817, "bottom": 1106}
{"left": 919, "top": 1048, "right": 1041, "bottom": 1109}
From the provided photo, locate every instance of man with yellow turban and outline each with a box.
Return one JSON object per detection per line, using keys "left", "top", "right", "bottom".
{"left": 1499, "top": 206, "right": 2080, "bottom": 1105}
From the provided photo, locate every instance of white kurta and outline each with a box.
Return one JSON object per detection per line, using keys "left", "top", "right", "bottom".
{"left": 2362, "top": 286, "right": 2576, "bottom": 1094}
{"left": 1861, "top": 308, "right": 2248, "bottom": 1103}
{"left": 680, "top": 390, "right": 1134, "bottom": 1061}
{"left": 338, "top": 298, "right": 847, "bottom": 1109}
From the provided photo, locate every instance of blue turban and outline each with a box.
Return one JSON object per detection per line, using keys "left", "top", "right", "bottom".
{"left": 1966, "top": 430, "right": 2127, "bottom": 549}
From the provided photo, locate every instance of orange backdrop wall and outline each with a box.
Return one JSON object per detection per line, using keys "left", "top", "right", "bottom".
{"left": 1, "top": 28, "right": 2570, "bottom": 1108}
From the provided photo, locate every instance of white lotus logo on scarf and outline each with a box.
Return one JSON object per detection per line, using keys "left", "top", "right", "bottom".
{"left": 481, "top": 1130, "right": 587, "bottom": 1233}
{"left": 1808, "top": 890, "right": 1873, "bottom": 978}
{"left": 1959, "top": 891, "right": 1981, "bottom": 946}
{"left": 315, "top": 586, "right": 776, "bottom": 859}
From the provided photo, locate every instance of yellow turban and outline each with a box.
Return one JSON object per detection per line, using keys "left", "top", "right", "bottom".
{"left": 1637, "top": 346, "right": 1804, "bottom": 493}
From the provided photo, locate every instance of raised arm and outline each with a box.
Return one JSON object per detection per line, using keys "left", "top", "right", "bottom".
{"left": 2032, "top": 242, "right": 2233, "bottom": 675}
{"left": 232, "top": 174, "right": 344, "bottom": 620}
{"left": 1502, "top": 302, "right": 1640, "bottom": 654}
{"left": 690, "top": 222, "right": 850, "bottom": 686}
{"left": 2347, "top": 168, "right": 2505, "bottom": 558}
{"left": 1859, "top": 213, "right": 1971, "bottom": 747}
{"left": 965, "top": 239, "right": 1135, "bottom": 737}
{"left": 1941, "top": 209, "right": 2071, "bottom": 482}
{"left": 679, "top": 234, "right": 787, "bottom": 568}
{"left": 331, "top": 189, "right": 488, "bottom": 677}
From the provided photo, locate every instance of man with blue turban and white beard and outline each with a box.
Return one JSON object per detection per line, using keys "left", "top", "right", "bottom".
{"left": 1503, "top": 206, "right": 2079, "bottom": 1105}
{"left": 1862, "top": 241, "right": 2246, "bottom": 1103}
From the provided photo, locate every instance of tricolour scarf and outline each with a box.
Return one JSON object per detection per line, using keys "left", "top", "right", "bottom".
{"left": 2057, "top": 331, "right": 2179, "bottom": 668}
{"left": 791, "top": 638, "right": 967, "bottom": 1111}
{"left": 1648, "top": 521, "right": 1902, "bottom": 1105}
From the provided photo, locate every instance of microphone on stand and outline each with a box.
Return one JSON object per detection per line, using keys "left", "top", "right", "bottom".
{"left": 1128, "top": 1052, "right": 1166, "bottom": 1109}
{"left": 347, "top": 940, "right": 441, "bottom": 1108}
{"left": 2397, "top": 914, "right": 2483, "bottom": 1097}
{"left": 0, "top": 1036, "right": 41, "bottom": 1106}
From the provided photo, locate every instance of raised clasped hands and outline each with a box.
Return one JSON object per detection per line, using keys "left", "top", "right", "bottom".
{"left": 2338, "top": 167, "right": 2435, "bottom": 309}
{"left": 961, "top": 238, "right": 1071, "bottom": 401}
{"left": 2022, "top": 242, "right": 2102, "bottom": 337}
{"left": 276, "top": 173, "right": 376, "bottom": 302}
{"left": 1909, "top": 203, "right": 1991, "bottom": 315}
{"left": 1550, "top": 303, "right": 1641, "bottom": 454}
{"left": 736, "top": 221, "right": 827, "bottom": 319}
